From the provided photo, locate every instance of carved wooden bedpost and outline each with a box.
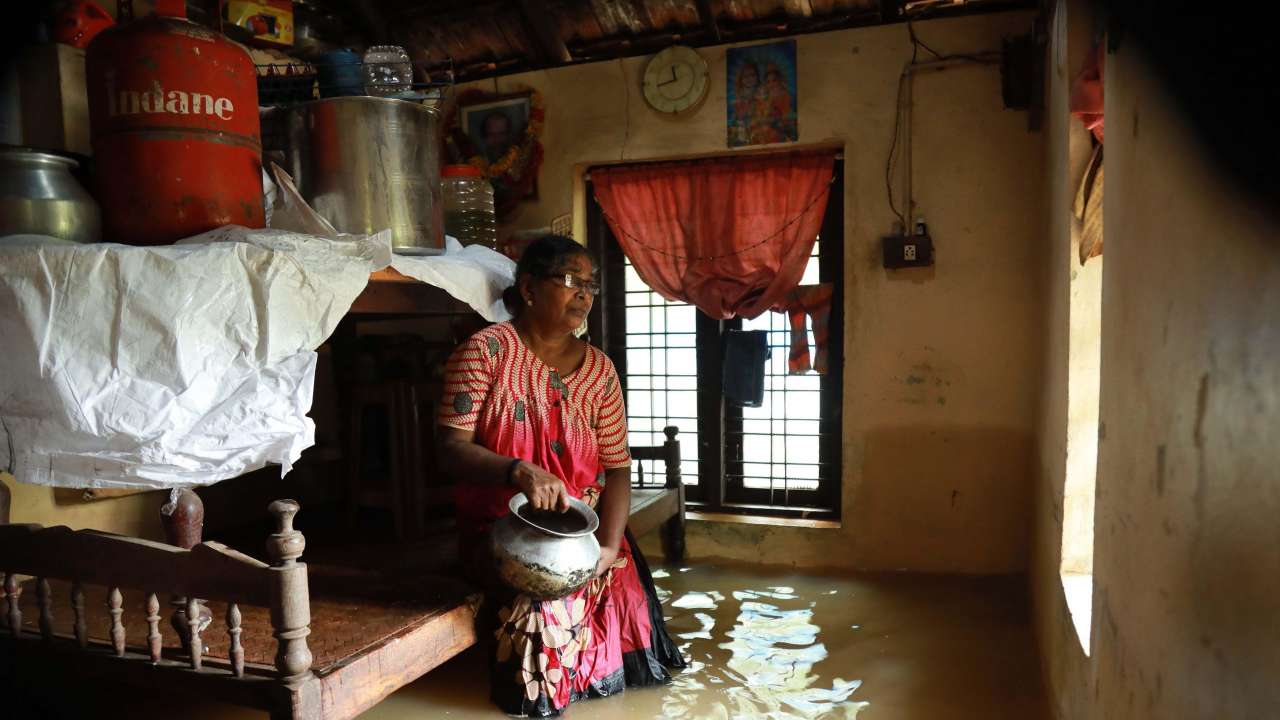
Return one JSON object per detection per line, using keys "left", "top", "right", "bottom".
{"left": 4, "top": 571, "right": 20, "bottom": 636}
{"left": 161, "top": 488, "right": 211, "bottom": 654}
{"left": 266, "top": 500, "right": 312, "bottom": 682}
{"left": 660, "top": 426, "right": 687, "bottom": 564}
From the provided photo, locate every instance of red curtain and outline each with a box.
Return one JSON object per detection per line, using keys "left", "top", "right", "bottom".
{"left": 592, "top": 151, "right": 835, "bottom": 320}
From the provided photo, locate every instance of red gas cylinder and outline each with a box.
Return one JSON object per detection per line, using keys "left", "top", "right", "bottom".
{"left": 86, "top": 0, "right": 263, "bottom": 245}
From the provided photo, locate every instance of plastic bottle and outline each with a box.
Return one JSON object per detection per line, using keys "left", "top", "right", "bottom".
{"left": 442, "top": 165, "right": 498, "bottom": 249}
{"left": 362, "top": 45, "right": 412, "bottom": 97}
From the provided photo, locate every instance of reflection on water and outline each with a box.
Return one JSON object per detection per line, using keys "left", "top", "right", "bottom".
{"left": 103, "top": 562, "right": 1047, "bottom": 720}
{"left": 672, "top": 590, "right": 726, "bottom": 609}
{"left": 661, "top": 576, "right": 869, "bottom": 719}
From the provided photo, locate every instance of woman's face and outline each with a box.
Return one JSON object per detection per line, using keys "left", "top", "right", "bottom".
{"left": 521, "top": 253, "right": 597, "bottom": 336}
{"left": 739, "top": 65, "right": 759, "bottom": 91}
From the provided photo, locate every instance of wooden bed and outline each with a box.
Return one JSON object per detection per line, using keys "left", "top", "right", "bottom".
{"left": 0, "top": 499, "right": 479, "bottom": 720}
{"left": 627, "top": 425, "right": 687, "bottom": 563}
{"left": 0, "top": 427, "right": 685, "bottom": 719}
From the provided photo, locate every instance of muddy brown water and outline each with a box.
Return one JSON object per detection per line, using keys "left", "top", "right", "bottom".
{"left": 66, "top": 561, "right": 1048, "bottom": 720}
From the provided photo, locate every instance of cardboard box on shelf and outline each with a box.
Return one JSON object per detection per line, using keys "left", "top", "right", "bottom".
{"left": 226, "top": 0, "right": 294, "bottom": 48}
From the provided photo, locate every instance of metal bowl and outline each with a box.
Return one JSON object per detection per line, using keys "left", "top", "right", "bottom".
{"left": 0, "top": 147, "right": 101, "bottom": 244}
{"left": 490, "top": 493, "right": 601, "bottom": 599}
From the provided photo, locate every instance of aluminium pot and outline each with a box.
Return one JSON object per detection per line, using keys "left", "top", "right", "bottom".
{"left": 0, "top": 147, "right": 101, "bottom": 243}
{"left": 282, "top": 96, "right": 443, "bottom": 254}
{"left": 491, "top": 493, "right": 601, "bottom": 600}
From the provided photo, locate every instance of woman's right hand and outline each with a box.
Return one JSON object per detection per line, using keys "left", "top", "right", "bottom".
{"left": 512, "top": 461, "right": 570, "bottom": 512}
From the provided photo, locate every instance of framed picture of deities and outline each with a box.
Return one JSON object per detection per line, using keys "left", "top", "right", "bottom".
{"left": 727, "top": 40, "right": 799, "bottom": 148}
{"left": 460, "top": 94, "right": 531, "bottom": 165}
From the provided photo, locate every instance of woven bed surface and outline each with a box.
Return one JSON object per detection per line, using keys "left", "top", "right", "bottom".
{"left": 16, "top": 567, "right": 479, "bottom": 673}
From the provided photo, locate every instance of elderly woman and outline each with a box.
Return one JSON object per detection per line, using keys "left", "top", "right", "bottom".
{"left": 438, "top": 235, "right": 684, "bottom": 716}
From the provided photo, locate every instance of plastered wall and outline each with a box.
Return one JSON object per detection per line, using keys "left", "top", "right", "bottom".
{"left": 466, "top": 10, "right": 1045, "bottom": 572}
{"left": 0, "top": 471, "right": 165, "bottom": 539}
{"left": 1032, "top": 2, "right": 1280, "bottom": 716}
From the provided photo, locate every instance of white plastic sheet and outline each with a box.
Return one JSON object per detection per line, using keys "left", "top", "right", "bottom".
{"left": 0, "top": 227, "right": 391, "bottom": 489}
{"left": 263, "top": 161, "right": 516, "bottom": 323}
{"left": 391, "top": 236, "right": 516, "bottom": 323}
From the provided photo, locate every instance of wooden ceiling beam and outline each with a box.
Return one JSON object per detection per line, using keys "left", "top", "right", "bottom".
{"left": 782, "top": 0, "right": 815, "bottom": 18}
{"left": 394, "top": 0, "right": 509, "bottom": 22}
{"left": 624, "top": 0, "right": 659, "bottom": 34}
{"left": 693, "top": 0, "right": 723, "bottom": 43}
{"left": 516, "top": 0, "right": 574, "bottom": 64}
{"left": 451, "top": 0, "right": 1033, "bottom": 82}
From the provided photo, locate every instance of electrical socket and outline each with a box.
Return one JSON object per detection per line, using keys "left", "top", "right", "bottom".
{"left": 882, "top": 233, "right": 934, "bottom": 269}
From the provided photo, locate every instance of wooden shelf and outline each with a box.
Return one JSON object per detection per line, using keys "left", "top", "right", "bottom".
{"left": 349, "top": 269, "right": 476, "bottom": 316}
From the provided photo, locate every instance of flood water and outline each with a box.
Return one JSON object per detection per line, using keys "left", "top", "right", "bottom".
{"left": 65, "top": 562, "right": 1048, "bottom": 719}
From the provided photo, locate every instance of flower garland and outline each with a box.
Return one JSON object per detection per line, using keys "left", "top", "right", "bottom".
{"left": 445, "top": 88, "right": 545, "bottom": 219}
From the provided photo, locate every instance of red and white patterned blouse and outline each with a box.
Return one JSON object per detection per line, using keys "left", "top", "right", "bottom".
{"left": 439, "top": 322, "right": 631, "bottom": 540}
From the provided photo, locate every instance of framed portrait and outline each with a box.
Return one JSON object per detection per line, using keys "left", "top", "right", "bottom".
{"left": 726, "top": 40, "right": 799, "bottom": 148}
{"left": 460, "top": 94, "right": 532, "bottom": 165}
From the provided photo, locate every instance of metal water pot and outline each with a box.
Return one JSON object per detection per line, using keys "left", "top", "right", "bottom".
{"left": 491, "top": 493, "right": 602, "bottom": 599}
{"left": 0, "top": 147, "right": 101, "bottom": 243}
{"left": 282, "top": 96, "right": 444, "bottom": 254}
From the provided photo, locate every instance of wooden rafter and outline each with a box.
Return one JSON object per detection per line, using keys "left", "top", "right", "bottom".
{"left": 625, "top": 0, "right": 658, "bottom": 34}
{"left": 782, "top": 0, "right": 815, "bottom": 18}
{"left": 693, "top": 0, "right": 723, "bottom": 43}
{"left": 516, "top": 0, "right": 574, "bottom": 63}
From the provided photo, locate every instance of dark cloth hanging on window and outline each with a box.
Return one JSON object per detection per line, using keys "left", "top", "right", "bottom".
{"left": 723, "top": 330, "right": 771, "bottom": 408}
{"left": 591, "top": 150, "right": 836, "bottom": 320}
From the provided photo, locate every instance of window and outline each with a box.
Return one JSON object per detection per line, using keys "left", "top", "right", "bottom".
{"left": 1061, "top": 224, "right": 1101, "bottom": 656}
{"left": 587, "top": 159, "right": 844, "bottom": 519}
{"left": 1058, "top": 4, "right": 1102, "bottom": 656}
{"left": 616, "top": 270, "right": 702, "bottom": 486}
{"left": 724, "top": 240, "right": 833, "bottom": 510}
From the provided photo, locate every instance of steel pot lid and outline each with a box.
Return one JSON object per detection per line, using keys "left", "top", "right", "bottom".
{"left": 0, "top": 146, "right": 80, "bottom": 168}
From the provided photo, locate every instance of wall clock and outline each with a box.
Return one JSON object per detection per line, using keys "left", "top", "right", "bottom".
{"left": 642, "top": 45, "right": 710, "bottom": 115}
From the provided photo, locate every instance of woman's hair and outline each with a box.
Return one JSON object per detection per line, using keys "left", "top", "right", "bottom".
{"left": 502, "top": 234, "right": 592, "bottom": 315}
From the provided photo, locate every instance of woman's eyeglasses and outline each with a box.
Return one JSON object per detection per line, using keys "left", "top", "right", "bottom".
{"left": 547, "top": 273, "right": 601, "bottom": 296}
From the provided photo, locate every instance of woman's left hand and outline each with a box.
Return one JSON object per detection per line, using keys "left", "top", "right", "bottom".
{"left": 595, "top": 544, "right": 620, "bottom": 577}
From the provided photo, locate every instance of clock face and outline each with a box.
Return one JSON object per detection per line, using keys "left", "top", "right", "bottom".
{"left": 643, "top": 46, "right": 710, "bottom": 115}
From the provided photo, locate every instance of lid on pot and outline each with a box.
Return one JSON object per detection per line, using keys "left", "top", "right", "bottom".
{"left": 443, "top": 164, "right": 484, "bottom": 179}
{"left": 507, "top": 493, "right": 600, "bottom": 538}
{"left": 0, "top": 146, "right": 79, "bottom": 168}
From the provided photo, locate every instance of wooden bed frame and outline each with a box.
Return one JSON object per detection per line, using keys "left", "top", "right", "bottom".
{"left": 0, "top": 498, "right": 479, "bottom": 720}
{"left": 627, "top": 425, "right": 687, "bottom": 564}
{"left": 0, "top": 426, "right": 684, "bottom": 719}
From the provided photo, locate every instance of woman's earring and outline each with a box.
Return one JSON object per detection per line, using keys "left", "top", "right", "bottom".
{"left": 526, "top": 298, "right": 533, "bottom": 306}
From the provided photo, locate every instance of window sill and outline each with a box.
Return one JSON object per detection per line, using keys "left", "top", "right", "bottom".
{"left": 1060, "top": 571, "right": 1093, "bottom": 656}
{"left": 686, "top": 510, "right": 842, "bottom": 529}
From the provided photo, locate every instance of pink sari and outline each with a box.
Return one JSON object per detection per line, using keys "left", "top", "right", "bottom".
{"left": 440, "top": 322, "right": 684, "bottom": 715}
